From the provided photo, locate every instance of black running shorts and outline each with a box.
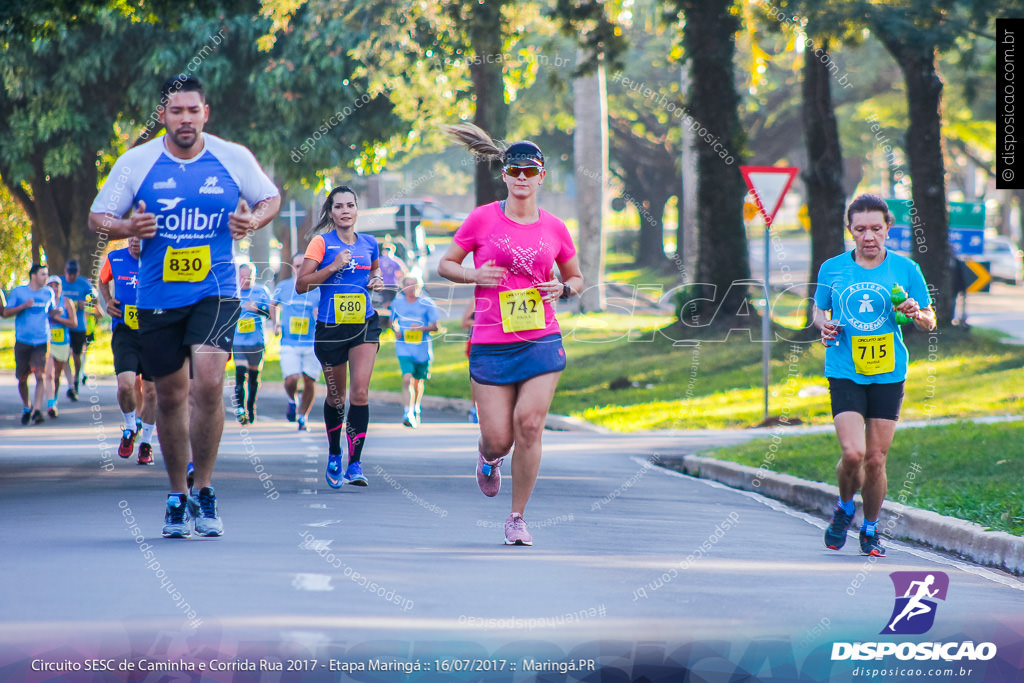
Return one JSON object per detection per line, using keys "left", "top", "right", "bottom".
{"left": 69, "top": 330, "right": 87, "bottom": 355}
{"left": 111, "top": 324, "right": 153, "bottom": 381}
{"left": 828, "top": 378, "right": 905, "bottom": 421}
{"left": 137, "top": 296, "right": 240, "bottom": 378}
{"left": 314, "top": 314, "right": 381, "bottom": 368}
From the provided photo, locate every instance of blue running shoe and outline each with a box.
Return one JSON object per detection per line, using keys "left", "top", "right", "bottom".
{"left": 343, "top": 461, "right": 368, "bottom": 487}
{"left": 286, "top": 401, "right": 297, "bottom": 422}
{"left": 824, "top": 504, "right": 854, "bottom": 550}
{"left": 162, "top": 493, "right": 191, "bottom": 539}
{"left": 859, "top": 528, "right": 885, "bottom": 557}
{"left": 297, "top": 415, "right": 307, "bottom": 431}
{"left": 326, "top": 454, "right": 343, "bottom": 488}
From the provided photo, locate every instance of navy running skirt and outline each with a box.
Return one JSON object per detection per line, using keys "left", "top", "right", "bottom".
{"left": 469, "top": 333, "right": 566, "bottom": 386}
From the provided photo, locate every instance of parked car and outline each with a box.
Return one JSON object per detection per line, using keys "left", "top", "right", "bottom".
{"left": 980, "top": 236, "right": 1023, "bottom": 285}
{"left": 392, "top": 198, "right": 468, "bottom": 235}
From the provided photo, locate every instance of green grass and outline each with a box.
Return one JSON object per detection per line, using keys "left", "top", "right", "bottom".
{"left": 703, "top": 421, "right": 1024, "bottom": 536}
{"left": 6, "top": 317, "right": 1024, "bottom": 435}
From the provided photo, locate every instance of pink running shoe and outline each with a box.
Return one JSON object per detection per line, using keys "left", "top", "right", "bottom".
{"left": 504, "top": 513, "right": 532, "bottom": 546}
{"left": 476, "top": 452, "right": 503, "bottom": 497}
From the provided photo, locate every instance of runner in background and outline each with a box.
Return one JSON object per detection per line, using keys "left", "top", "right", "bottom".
{"left": 297, "top": 185, "right": 385, "bottom": 489}
{"left": 437, "top": 124, "right": 583, "bottom": 546}
{"left": 375, "top": 241, "right": 406, "bottom": 329}
{"left": 60, "top": 259, "right": 97, "bottom": 400}
{"left": 99, "top": 236, "right": 158, "bottom": 465}
{"left": 44, "top": 276, "right": 77, "bottom": 419}
{"left": 390, "top": 271, "right": 439, "bottom": 428}
{"left": 273, "top": 252, "right": 321, "bottom": 430}
{"left": 232, "top": 262, "right": 272, "bottom": 425}
{"left": 4, "top": 264, "right": 55, "bottom": 425}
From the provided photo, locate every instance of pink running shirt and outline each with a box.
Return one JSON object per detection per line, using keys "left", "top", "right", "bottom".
{"left": 454, "top": 202, "right": 576, "bottom": 344}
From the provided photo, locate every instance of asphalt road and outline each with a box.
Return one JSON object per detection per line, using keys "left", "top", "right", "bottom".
{"left": 1, "top": 374, "right": 1023, "bottom": 682}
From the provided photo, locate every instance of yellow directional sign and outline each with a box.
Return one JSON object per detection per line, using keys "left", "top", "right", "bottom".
{"left": 965, "top": 260, "right": 992, "bottom": 293}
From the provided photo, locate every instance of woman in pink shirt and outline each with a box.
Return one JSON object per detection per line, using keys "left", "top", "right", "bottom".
{"left": 438, "top": 124, "right": 583, "bottom": 546}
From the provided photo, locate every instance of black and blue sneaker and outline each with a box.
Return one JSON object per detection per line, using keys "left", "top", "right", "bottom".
{"left": 162, "top": 493, "right": 191, "bottom": 539}
{"left": 286, "top": 402, "right": 297, "bottom": 422}
{"left": 193, "top": 486, "right": 224, "bottom": 537}
{"left": 825, "top": 504, "right": 854, "bottom": 550}
{"left": 859, "top": 528, "right": 885, "bottom": 557}
{"left": 326, "top": 453, "right": 343, "bottom": 489}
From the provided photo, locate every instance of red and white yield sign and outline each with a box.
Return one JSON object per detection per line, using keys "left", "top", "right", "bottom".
{"left": 741, "top": 166, "right": 799, "bottom": 225}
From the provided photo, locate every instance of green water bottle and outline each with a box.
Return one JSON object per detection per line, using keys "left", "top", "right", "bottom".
{"left": 890, "top": 284, "right": 913, "bottom": 325}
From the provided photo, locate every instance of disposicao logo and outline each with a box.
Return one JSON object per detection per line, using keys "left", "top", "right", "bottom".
{"left": 831, "top": 571, "right": 997, "bottom": 663}
{"left": 882, "top": 571, "right": 948, "bottom": 635}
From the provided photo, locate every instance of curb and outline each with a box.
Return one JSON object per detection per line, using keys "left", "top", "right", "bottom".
{"left": 656, "top": 453, "right": 1024, "bottom": 576}
{"left": 366, "top": 390, "right": 608, "bottom": 433}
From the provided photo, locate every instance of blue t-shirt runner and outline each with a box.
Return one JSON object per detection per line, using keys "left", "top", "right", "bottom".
{"left": 813, "top": 250, "right": 931, "bottom": 384}
{"left": 60, "top": 274, "right": 96, "bottom": 333}
{"left": 391, "top": 294, "right": 440, "bottom": 364}
{"left": 7, "top": 285, "right": 55, "bottom": 345}
{"left": 272, "top": 277, "right": 319, "bottom": 347}
{"left": 234, "top": 284, "right": 273, "bottom": 346}
{"left": 89, "top": 133, "right": 279, "bottom": 311}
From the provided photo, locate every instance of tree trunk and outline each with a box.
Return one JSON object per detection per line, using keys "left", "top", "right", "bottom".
{"left": 678, "top": 64, "right": 698, "bottom": 284}
{"left": 21, "top": 151, "right": 101, "bottom": 278}
{"left": 573, "top": 48, "right": 608, "bottom": 312}
{"left": 467, "top": 0, "right": 509, "bottom": 207}
{"left": 877, "top": 35, "right": 951, "bottom": 326}
{"left": 634, "top": 192, "right": 670, "bottom": 268}
{"left": 679, "top": 0, "right": 749, "bottom": 323}
{"left": 801, "top": 39, "right": 847, "bottom": 325}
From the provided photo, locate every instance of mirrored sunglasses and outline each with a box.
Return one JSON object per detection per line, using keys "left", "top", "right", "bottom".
{"left": 503, "top": 165, "right": 542, "bottom": 178}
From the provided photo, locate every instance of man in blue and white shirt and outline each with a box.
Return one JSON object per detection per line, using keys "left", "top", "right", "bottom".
{"left": 89, "top": 74, "right": 280, "bottom": 539}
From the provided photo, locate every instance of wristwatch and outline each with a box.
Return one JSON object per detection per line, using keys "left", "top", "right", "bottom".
{"left": 560, "top": 282, "right": 572, "bottom": 300}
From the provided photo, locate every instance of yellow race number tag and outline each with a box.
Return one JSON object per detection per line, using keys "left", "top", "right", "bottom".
{"left": 238, "top": 317, "right": 256, "bottom": 334}
{"left": 499, "top": 288, "right": 545, "bottom": 334}
{"left": 289, "top": 317, "right": 310, "bottom": 336}
{"left": 852, "top": 334, "right": 895, "bottom": 375}
{"left": 333, "top": 293, "right": 365, "bottom": 324}
{"left": 124, "top": 305, "right": 139, "bottom": 330}
{"left": 163, "top": 245, "right": 211, "bottom": 283}
{"left": 404, "top": 329, "right": 423, "bottom": 344}
{"left": 51, "top": 327, "right": 66, "bottom": 344}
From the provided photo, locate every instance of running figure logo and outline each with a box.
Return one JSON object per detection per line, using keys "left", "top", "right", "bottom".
{"left": 881, "top": 571, "right": 949, "bottom": 635}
